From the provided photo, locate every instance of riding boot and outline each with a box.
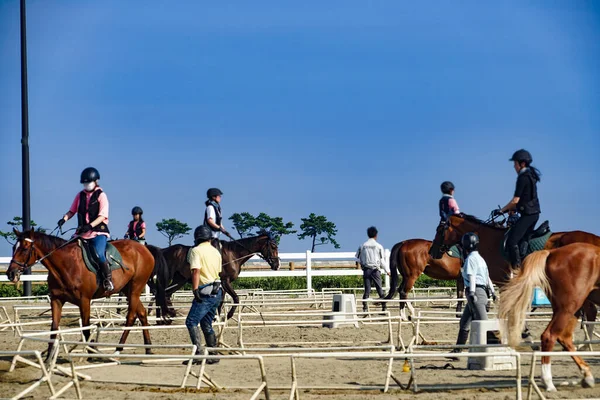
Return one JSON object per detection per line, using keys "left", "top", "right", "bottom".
{"left": 447, "top": 329, "right": 470, "bottom": 361}
{"left": 183, "top": 325, "right": 203, "bottom": 364}
{"left": 509, "top": 245, "right": 522, "bottom": 271}
{"left": 100, "top": 261, "right": 114, "bottom": 292}
{"left": 204, "top": 331, "right": 220, "bottom": 365}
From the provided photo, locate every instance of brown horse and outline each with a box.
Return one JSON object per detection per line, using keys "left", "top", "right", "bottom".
{"left": 384, "top": 239, "right": 464, "bottom": 314}
{"left": 6, "top": 229, "right": 170, "bottom": 358}
{"left": 499, "top": 244, "right": 600, "bottom": 391}
{"left": 429, "top": 213, "right": 600, "bottom": 332}
{"left": 153, "top": 233, "right": 280, "bottom": 320}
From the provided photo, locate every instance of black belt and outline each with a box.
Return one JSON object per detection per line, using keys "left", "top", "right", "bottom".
{"left": 467, "top": 285, "right": 488, "bottom": 291}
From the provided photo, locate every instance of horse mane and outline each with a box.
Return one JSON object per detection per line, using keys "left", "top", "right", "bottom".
{"left": 455, "top": 213, "right": 506, "bottom": 231}
{"left": 28, "top": 231, "right": 67, "bottom": 248}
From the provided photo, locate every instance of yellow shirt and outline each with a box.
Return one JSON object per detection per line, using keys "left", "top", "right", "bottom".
{"left": 187, "top": 242, "right": 222, "bottom": 285}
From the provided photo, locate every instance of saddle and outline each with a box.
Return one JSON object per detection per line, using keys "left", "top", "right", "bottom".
{"left": 501, "top": 220, "right": 552, "bottom": 261}
{"left": 445, "top": 244, "right": 463, "bottom": 261}
{"left": 78, "top": 239, "right": 125, "bottom": 275}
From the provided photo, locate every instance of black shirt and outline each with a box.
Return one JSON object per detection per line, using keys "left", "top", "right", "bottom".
{"left": 514, "top": 169, "right": 541, "bottom": 215}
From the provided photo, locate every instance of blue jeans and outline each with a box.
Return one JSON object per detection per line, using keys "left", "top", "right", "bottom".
{"left": 185, "top": 290, "right": 222, "bottom": 335}
{"left": 92, "top": 235, "right": 107, "bottom": 263}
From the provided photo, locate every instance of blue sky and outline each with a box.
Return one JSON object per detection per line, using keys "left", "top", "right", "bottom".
{"left": 1, "top": 1, "right": 599, "bottom": 255}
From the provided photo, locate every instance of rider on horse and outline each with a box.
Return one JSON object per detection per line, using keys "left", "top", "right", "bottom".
{"left": 439, "top": 181, "right": 460, "bottom": 222}
{"left": 493, "top": 149, "right": 542, "bottom": 270}
{"left": 204, "top": 188, "right": 230, "bottom": 248}
{"left": 125, "top": 206, "right": 146, "bottom": 244}
{"left": 57, "top": 167, "right": 114, "bottom": 291}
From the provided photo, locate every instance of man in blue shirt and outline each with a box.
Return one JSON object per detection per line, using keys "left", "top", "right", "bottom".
{"left": 448, "top": 232, "right": 496, "bottom": 360}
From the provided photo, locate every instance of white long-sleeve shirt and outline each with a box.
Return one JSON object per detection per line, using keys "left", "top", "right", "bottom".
{"left": 356, "top": 238, "right": 389, "bottom": 273}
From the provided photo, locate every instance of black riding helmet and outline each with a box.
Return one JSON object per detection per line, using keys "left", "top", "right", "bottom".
{"left": 131, "top": 206, "right": 143, "bottom": 216}
{"left": 461, "top": 232, "right": 479, "bottom": 252}
{"left": 441, "top": 181, "right": 455, "bottom": 195}
{"left": 207, "top": 188, "right": 223, "bottom": 198}
{"left": 194, "top": 225, "right": 212, "bottom": 243}
{"left": 80, "top": 167, "right": 100, "bottom": 183}
{"left": 509, "top": 149, "right": 533, "bottom": 164}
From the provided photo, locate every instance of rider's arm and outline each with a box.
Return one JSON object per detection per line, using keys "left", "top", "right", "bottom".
{"left": 140, "top": 224, "right": 146, "bottom": 239}
{"left": 89, "top": 192, "right": 109, "bottom": 228}
{"left": 500, "top": 197, "right": 519, "bottom": 213}
{"left": 206, "top": 206, "right": 221, "bottom": 230}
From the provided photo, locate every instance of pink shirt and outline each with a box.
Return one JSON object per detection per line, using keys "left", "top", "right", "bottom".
{"left": 68, "top": 187, "right": 110, "bottom": 239}
{"left": 128, "top": 221, "right": 146, "bottom": 236}
{"left": 448, "top": 198, "right": 460, "bottom": 214}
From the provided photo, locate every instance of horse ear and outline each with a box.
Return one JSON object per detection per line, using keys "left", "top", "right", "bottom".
{"left": 29, "top": 228, "right": 35, "bottom": 237}
{"left": 13, "top": 228, "right": 21, "bottom": 236}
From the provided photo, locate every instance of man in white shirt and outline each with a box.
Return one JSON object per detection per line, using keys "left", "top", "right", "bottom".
{"left": 356, "top": 226, "right": 390, "bottom": 312}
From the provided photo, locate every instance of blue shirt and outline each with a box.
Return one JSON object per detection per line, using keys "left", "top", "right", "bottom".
{"left": 462, "top": 251, "right": 490, "bottom": 288}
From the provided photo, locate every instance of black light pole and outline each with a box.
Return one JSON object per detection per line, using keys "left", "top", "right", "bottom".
{"left": 20, "top": 0, "right": 32, "bottom": 297}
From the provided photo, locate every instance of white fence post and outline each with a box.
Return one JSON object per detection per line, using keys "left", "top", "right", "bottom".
{"left": 306, "top": 250, "right": 312, "bottom": 295}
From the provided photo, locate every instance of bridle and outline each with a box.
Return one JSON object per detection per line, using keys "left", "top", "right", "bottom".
{"left": 9, "top": 232, "right": 77, "bottom": 272}
{"left": 226, "top": 234, "right": 280, "bottom": 268}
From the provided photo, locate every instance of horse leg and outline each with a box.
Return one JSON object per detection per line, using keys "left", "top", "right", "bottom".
{"left": 116, "top": 296, "right": 139, "bottom": 352}
{"left": 78, "top": 298, "right": 95, "bottom": 357}
{"left": 556, "top": 314, "right": 595, "bottom": 388}
{"left": 47, "top": 297, "right": 64, "bottom": 361}
{"left": 400, "top": 273, "right": 418, "bottom": 319}
{"left": 222, "top": 279, "right": 238, "bottom": 320}
{"left": 540, "top": 311, "right": 575, "bottom": 392}
{"left": 134, "top": 298, "right": 153, "bottom": 354}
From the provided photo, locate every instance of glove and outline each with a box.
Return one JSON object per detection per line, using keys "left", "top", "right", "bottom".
{"left": 57, "top": 218, "right": 66, "bottom": 227}
{"left": 124, "top": 234, "right": 129, "bottom": 239}
{"left": 492, "top": 209, "right": 503, "bottom": 217}
{"left": 193, "top": 288, "right": 203, "bottom": 303}
{"left": 468, "top": 293, "right": 478, "bottom": 303}
{"left": 78, "top": 224, "right": 93, "bottom": 234}
{"left": 486, "top": 302, "right": 491, "bottom": 312}
{"left": 492, "top": 293, "right": 498, "bottom": 302}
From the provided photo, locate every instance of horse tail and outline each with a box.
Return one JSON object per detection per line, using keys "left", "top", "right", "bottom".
{"left": 385, "top": 242, "right": 404, "bottom": 300}
{"left": 499, "top": 250, "right": 552, "bottom": 347}
{"left": 146, "top": 244, "right": 171, "bottom": 321}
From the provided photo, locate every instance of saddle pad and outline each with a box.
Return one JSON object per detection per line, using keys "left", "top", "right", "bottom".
{"left": 446, "top": 244, "right": 462, "bottom": 260}
{"left": 501, "top": 230, "right": 552, "bottom": 261}
{"left": 78, "top": 240, "right": 124, "bottom": 275}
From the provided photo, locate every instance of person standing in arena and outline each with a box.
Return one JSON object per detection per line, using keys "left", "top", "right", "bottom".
{"left": 356, "top": 226, "right": 389, "bottom": 313}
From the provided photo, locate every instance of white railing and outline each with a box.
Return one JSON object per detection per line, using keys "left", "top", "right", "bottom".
{"left": 0, "top": 250, "right": 392, "bottom": 294}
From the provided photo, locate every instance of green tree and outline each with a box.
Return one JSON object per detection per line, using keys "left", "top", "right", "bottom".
{"left": 297, "top": 213, "right": 340, "bottom": 252}
{"left": 253, "top": 212, "right": 296, "bottom": 243}
{"left": 229, "top": 212, "right": 256, "bottom": 238}
{"left": 229, "top": 212, "right": 296, "bottom": 243}
{"left": 0, "top": 216, "right": 47, "bottom": 245}
{"left": 156, "top": 218, "right": 191, "bottom": 246}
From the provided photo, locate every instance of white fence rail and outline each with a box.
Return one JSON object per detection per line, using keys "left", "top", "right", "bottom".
{"left": 0, "top": 250, "right": 392, "bottom": 294}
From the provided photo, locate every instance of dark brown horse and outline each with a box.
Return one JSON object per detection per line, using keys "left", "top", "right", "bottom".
{"left": 430, "top": 213, "right": 600, "bottom": 332}
{"left": 499, "top": 244, "right": 600, "bottom": 391}
{"left": 6, "top": 229, "right": 170, "bottom": 358}
{"left": 384, "top": 239, "right": 464, "bottom": 314}
{"left": 153, "top": 234, "right": 280, "bottom": 320}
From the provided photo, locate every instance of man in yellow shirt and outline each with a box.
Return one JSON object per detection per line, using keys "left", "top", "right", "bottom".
{"left": 185, "top": 225, "right": 223, "bottom": 364}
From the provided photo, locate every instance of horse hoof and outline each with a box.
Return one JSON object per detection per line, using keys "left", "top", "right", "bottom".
{"left": 582, "top": 376, "right": 595, "bottom": 388}
{"left": 545, "top": 384, "right": 557, "bottom": 392}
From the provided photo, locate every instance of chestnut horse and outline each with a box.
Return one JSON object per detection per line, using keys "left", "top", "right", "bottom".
{"left": 430, "top": 213, "right": 600, "bottom": 333}
{"left": 6, "top": 229, "right": 170, "bottom": 358}
{"left": 499, "top": 244, "right": 600, "bottom": 391}
{"left": 384, "top": 239, "right": 464, "bottom": 314}
{"left": 151, "top": 234, "right": 280, "bottom": 320}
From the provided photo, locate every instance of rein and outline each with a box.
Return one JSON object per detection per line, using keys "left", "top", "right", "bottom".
{"left": 11, "top": 226, "right": 78, "bottom": 270}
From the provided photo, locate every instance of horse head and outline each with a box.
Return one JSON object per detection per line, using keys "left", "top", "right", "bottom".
{"left": 430, "top": 214, "right": 476, "bottom": 259}
{"left": 7, "top": 228, "right": 39, "bottom": 283}
{"left": 257, "top": 230, "right": 281, "bottom": 270}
